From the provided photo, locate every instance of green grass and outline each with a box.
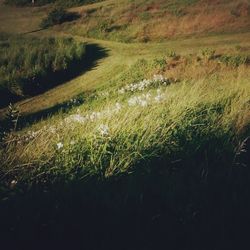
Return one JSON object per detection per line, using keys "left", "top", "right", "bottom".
{"left": 1, "top": 52, "right": 249, "bottom": 181}
{"left": 0, "top": 34, "right": 86, "bottom": 107}
{"left": 1, "top": 31, "right": 249, "bottom": 119}
{"left": 40, "top": 6, "right": 80, "bottom": 28}
{"left": 0, "top": 1, "right": 250, "bottom": 248}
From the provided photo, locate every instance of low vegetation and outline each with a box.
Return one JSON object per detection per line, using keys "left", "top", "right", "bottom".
{"left": 0, "top": 0, "right": 250, "bottom": 249}
{"left": 1, "top": 50, "right": 249, "bottom": 248}
{"left": 67, "top": 0, "right": 250, "bottom": 42}
{"left": 40, "top": 6, "right": 80, "bottom": 28}
{"left": 1, "top": 50, "right": 249, "bottom": 180}
{"left": 0, "top": 34, "right": 86, "bottom": 107}
{"left": 4, "top": 0, "right": 102, "bottom": 7}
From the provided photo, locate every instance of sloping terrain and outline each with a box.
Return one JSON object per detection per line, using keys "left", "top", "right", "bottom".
{"left": 66, "top": 0, "right": 250, "bottom": 42}
{"left": 0, "top": 1, "right": 250, "bottom": 249}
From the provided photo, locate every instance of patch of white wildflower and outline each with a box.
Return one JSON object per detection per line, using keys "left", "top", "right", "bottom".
{"left": 98, "top": 124, "right": 109, "bottom": 136}
{"left": 6, "top": 75, "right": 170, "bottom": 148}
{"left": 118, "top": 74, "right": 170, "bottom": 94}
{"left": 64, "top": 103, "right": 122, "bottom": 125}
{"left": 128, "top": 93, "right": 151, "bottom": 107}
{"left": 128, "top": 89, "right": 166, "bottom": 107}
{"left": 65, "top": 114, "right": 86, "bottom": 124}
{"left": 56, "top": 142, "right": 64, "bottom": 150}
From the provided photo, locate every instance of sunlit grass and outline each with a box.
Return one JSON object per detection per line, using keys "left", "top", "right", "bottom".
{"left": 1, "top": 54, "right": 249, "bottom": 184}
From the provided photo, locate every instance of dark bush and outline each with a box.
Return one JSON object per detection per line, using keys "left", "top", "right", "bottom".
{"left": 218, "top": 54, "right": 250, "bottom": 67}
{"left": 40, "top": 7, "right": 79, "bottom": 28}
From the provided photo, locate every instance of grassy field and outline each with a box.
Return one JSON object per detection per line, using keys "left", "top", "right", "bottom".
{"left": 2, "top": 52, "right": 250, "bottom": 178}
{"left": 0, "top": 0, "right": 250, "bottom": 249}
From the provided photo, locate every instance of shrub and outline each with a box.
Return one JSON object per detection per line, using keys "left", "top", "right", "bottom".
{"left": 218, "top": 54, "right": 249, "bottom": 67}
{"left": 166, "top": 50, "right": 177, "bottom": 58}
{"left": 139, "top": 12, "right": 151, "bottom": 21}
{"left": 200, "top": 48, "right": 216, "bottom": 60}
{"left": 40, "top": 7, "right": 79, "bottom": 28}
{"left": 153, "top": 58, "right": 167, "bottom": 71}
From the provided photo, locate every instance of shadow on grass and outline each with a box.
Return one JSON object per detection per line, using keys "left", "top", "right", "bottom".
{"left": 0, "top": 103, "right": 249, "bottom": 249}
{"left": 0, "top": 148, "right": 249, "bottom": 250}
{"left": 21, "top": 28, "right": 46, "bottom": 35}
{"left": 0, "top": 43, "right": 109, "bottom": 108}
{"left": 0, "top": 43, "right": 109, "bottom": 130}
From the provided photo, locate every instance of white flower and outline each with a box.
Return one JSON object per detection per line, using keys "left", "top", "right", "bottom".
{"left": 66, "top": 114, "right": 86, "bottom": 123}
{"left": 140, "top": 100, "right": 148, "bottom": 107}
{"left": 70, "top": 140, "right": 75, "bottom": 145}
{"left": 49, "top": 126, "right": 56, "bottom": 134}
{"left": 89, "top": 112, "right": 101, "bottom": 121}
{"left": 98, "top": 124, "right": 109, "bottom": 136}
{"left": 143, "top": 93, "right": 151, "bottom": 100}
{"left": 10, "top": 180, "right": 17, "bottom": 188}
{"left": 115, "top": 102, "right": 122, "bottom": 111}
{"left": 57, "top": 142, "right": 64, "bottom": 150}
{"left": 128, "top": 96, "right": 138, "bottom": 106}
{"left": 155, "top": 94, "right": 163, "bottom": 102}
{"left": 128, "top": 94, "right": 151, "bottom": 107}
{"left": 118, "top": 75, "right": 169, "bottom": 95}
{"left": 153, "top": 74, "right": 164, "bottom": 82}
{"left": 118, "top": 88, "right": 125, "bottom": 94}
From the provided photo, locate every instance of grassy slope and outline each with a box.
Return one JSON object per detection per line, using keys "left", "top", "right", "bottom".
{"left": 66, "top": 0, "right": 250, "bottom": 42}
{"left": 2, "top": 58, "right": 249, "bottom": 178}
{"left": 2, "top": 1, "right": 250, "bottom": 196}
{"left": 0, "top": 0, "right": 250, "bottom": 119}
{"left": 1, "top": 32, "right": 250, "bottom": 118}
{"left": 0, "top": 1, "right": 250, "bottom": 248}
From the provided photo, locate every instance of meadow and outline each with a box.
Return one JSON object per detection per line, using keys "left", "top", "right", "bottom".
{"left": 0, "top": 0, "right": 250, "bottom": 249}
{"left": 1, "top": 50, "right": 250, "bottom": 179}
{"left": 1, "top": 49, "right": 250, "bottom": 249}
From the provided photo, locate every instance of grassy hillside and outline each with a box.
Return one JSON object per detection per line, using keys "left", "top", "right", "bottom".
{"left": 0, "top": 34, "right": 86, "bottom": 107}
{"left": 0, "top": 0, "right": 250, "bottom": 249}
{"left": 1, "top": 50, "right": 250, "bottom": 249}
{"left": 64, "top": 0, "right": 250, "bottom": 42}
{"left": 1, "top": 51, "right": 249, "bottom": 179}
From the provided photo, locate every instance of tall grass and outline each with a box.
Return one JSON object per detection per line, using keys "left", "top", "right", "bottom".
{"left": 0, "top": 34, "right": 86, "bottom": 107}
{"left": 1, "top": 53, "right": 249, "bottom": 182}
{"left": 0, "top": 52, "right": 249, "bottom": 249}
